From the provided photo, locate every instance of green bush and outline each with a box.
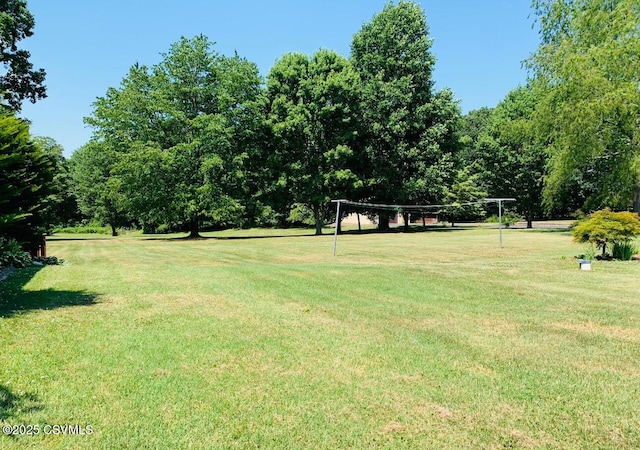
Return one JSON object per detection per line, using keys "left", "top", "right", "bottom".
{"left": 486, "top": 212, "right": 521, "bottom": 228}
{"left": 33, "top": 255, "right": 65, "bottom": 265}
{"left": 154, "top": 224, "right": 171, "bottom": 234}
{"left": 52, "top": 225, "right": 111, "bottom": 234}
{"left": 572, "top": 208, "right": 640, "bottom": 259}
{"left": 612, "top": 241, "right": 639, "bottom": 261}
{"left": 255, "top": 205, "right": 281, "bottom": 228}
{"left": 287, "top": 204, "right": 316, "bottom": 226}
{"left": 0, "top": 237, "right": 32, "bottom": 269}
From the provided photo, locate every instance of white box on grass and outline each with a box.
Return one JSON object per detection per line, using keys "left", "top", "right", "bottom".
{"left": 578, "top": 259, "right": 591, "bottom": 270}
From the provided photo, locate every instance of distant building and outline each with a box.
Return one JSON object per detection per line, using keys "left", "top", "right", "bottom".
{"left": 340, "top": 212, "right": 439, "bottom": 227}
{"left": 389, "top": 212, "right": 439, "bottom": 226}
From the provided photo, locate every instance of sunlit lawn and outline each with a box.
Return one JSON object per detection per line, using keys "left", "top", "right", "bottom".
{"left": 1, "top": 226, "right": 639, "bottom": 449}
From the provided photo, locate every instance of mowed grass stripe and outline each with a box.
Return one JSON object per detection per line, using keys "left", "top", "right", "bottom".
{"left": 1, "top": 227, "right": 639, "bottom": 448}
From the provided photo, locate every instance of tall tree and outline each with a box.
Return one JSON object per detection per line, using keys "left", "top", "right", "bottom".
{"left": 474, "top": 86, "right": 547, "bottom": 227}
{"left": 0, "top": 0, "right": 46, "bottom": 111}
{"left": 34, "top": 137, "right": 80, "bottom": 229}
{"left": 0, "top": 113, "right": 53, "bottom": 252}
{"left": 86, "top": 35, "right": 262, "bottom": 237}
{"left": 443, "top": 168, "right": 487, "bottom": 226}
{"left": 69, "top": 141, "right": 129, "bottom": 236}
{"left": 528, "top": 0, "right": 640, "bottom": 212}
{"left": 265, "top": 50, "right": 361, "bottom": 235}
{"left": 351, "top": 0, "right": 460, "bottom": 230}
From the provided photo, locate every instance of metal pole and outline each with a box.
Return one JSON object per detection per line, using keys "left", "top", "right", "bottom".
{"left": 498, "top": 200, "right": 503, "bottom": 248}
{"left": 333, "top": 200, "right": 341, "bottom": 256}
{"left": 485, "top": 198, "right": 515, "bottom": 248}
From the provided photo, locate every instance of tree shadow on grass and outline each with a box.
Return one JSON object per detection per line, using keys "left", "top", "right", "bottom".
{"left": 340, "top": 225, "right": 468, "bottom": 236}
{"left": 143, "top": 225, "right": 470, "bottom": 241}
{"left": 0, "top": 385, "right": 43, "bottom": 421}
{"left": 0, "top": 267, "right": 98, "bottom": 319}
{"left": 511, "top": 227, "right": 572, "bottom": 234}
{"left": 144, "top": 231, "right": 323, "bottom": 241}
{"left": 0, "top": 385, "right": 43, "bottom": 444}
{"left": 47, "top": 237, "right": 112, "bottom": 241}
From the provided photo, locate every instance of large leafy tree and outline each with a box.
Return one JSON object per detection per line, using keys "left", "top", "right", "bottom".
{"left": 350, "top": 0, "right": 460, "bottom": 230}
{"left": 443, "top": 168, "right": 487, "bottom": 226}
{"left": 0, "top": 0, "right": 46, "bottom": 111}
{"left": 69, "top": 140, "right": 129, "bottom": 236}
{"left": 528, "top": 0, "right": 640, "bottom": 212}
{"left": 458, "top": 107, "right": 493, "bottom": 164}
{"left": 86, "top": 35, "right": 262, "bottom": 236}
{"left": 265, "top": 50, "right": 361, "bottom": 235}
{"left": 0, "top": 113, "right": 53, "bottom": 252}
{"left": 473, "top": 86, "right": 547, "bottom": 227}
{"left": 34, "top": 136, "right": 80, "bottom": 229}
{"left": 572, "top": 208, "right": 640, "bottom": 258}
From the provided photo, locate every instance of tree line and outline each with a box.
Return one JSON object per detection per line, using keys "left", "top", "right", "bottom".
{"left": 2, "top": 0, "right": 639, "bottom": 251}
{"left": 75, "top": 2, "right": 463, "bottom": 237}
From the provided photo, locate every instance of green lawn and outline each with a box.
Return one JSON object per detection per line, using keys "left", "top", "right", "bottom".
{"left": 1, "top": 226, "right": 639, "bottom": 449}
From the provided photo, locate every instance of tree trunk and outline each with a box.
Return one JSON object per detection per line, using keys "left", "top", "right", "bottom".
{"left": 526, "top": 216, "right": 533, "bottom": 229}
{"left": 634, "top": 185, "right": 640, "bottom": 213}
{"left": 313, "top": 206, "right": 323, "bottom": 235}
{"left": 378, "top": 212, "right": 390, "bottom": 231}
{"left": 357, "top": 213, "right": 361, "bottom": 231}
{"left": 403, "top": 212, "right": 409, "bottom": 232}
{"left": 110, "top": 224, "right": 118, "bottom": 237}
{"left": 188, "top": 217, "right": 201, "bottom": 238}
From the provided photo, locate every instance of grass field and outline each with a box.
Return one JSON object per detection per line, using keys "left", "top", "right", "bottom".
{"left": 1, "top": 226, "right": 640, "bottom": 449}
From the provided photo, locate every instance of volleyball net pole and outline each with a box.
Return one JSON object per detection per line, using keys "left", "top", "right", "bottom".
{"left": 331, "top": 199, "right": 346, "bottom": 256}
{"left": 485, "top": 198, "right": 516, "bottom": 248}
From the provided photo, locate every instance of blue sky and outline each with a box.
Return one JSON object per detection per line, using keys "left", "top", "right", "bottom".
{"left": 19, "top": 0, "right": 539, "bottom": 157}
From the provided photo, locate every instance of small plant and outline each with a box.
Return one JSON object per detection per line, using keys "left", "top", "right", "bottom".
{"left": 572, "top": 208, "right": 640, "bottom": 259}
{"left": 612, "top": 241, "right": 639, "bottom": 261}
{"left": 33, "top": 255, "right": 65, "bottom": 265}
{"left": 0, "top": 237, "right": 32, "bottom": 269}
{"left": 581, "top": 243, "right": 596, "bottom": 261}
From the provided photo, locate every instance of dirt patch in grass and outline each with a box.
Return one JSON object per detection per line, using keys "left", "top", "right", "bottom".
{"left": 552, "top": 320, "right": 640, "bottom": 342}
{"left": 466, "top": 363, "right": 495, "bottom": 376}
{"left": 499, "top": 428, "right": 539, "bottom": 449}
{"left": 381, "top": 421, "right": 406, "bottom": 435}
{"left": 476, "top": 318, "right": 520, "bottom": 335}
{"left": 418, "top": 402, "right": 455, "bottom": 419}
